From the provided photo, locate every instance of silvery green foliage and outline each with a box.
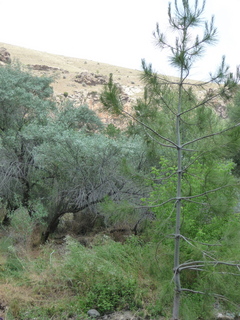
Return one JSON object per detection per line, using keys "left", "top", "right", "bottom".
{"left": 0, "top": 64, "right": 55, "bottom": 211}
{"left": 34, "top": 131, "right": 149, "bottom": 239}
{"left": 0, "top": 64, "right": 150, "bottom": 238}
{"left": 56, "top": 101, "right": 103, "bottom": 132}
{"left": 0, "top": 64, "right": 54, "bottom": 132}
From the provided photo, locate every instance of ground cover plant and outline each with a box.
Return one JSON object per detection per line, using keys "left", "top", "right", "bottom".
{"left": 0, "top": 232, "right": 172, "bottom": 319}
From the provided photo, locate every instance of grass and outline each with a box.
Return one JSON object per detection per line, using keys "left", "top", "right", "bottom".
{"left": 0, "top": 231, "right": 170, "bottom": 319}
{"left": 1, "top": 219, "right": 240, "bottom": 319}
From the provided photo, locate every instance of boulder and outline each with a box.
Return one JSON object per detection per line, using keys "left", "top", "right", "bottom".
{"left": 0, "top": 47, "right": 11, "bottom": 64}
{"left": 216, "top": 312, "right": 236, "bottom": 320}
{"left": 75, "top": 72, "right": 107, "bottom": 86}
{"left": 87, "top": 309, "right": 100, "bottom": 318}
{"left": 30, "top": 64, "right": 60, "bottom": 71}
{"left": 28, "top": 64, "right": 69, "bottom": 75}
{"left": 99, "top": 311, "right": 142, "bottom": 319}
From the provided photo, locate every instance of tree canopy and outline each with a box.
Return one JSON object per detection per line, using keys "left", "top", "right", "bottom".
{"left": 0, "top": 64, "right": 151, "bottom": 241}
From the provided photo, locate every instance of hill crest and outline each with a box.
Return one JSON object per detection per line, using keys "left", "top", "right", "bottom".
{"left": 0, "top": 43, "right": 225, "bottom": 123}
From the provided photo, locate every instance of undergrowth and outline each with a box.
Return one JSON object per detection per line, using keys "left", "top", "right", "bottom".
{"left": 0, "top": 222, "right": 240, "bottom": 319}
{"left": 0, "top": 233, "right": 167, "bottom": 319}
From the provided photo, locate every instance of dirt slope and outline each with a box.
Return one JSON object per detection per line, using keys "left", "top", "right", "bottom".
{"left": 0, "top": 42, "right": 144, "bottom": 95}
{"left": 0, "top": 42, "right": 223, "bottom": 124}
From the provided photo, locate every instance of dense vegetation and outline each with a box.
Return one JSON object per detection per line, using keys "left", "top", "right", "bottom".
{"left": 100, "top": 0, "right": 240, "bottom": 319}
{"left": 1, "top": 1, "right": 240, "bottom": 319}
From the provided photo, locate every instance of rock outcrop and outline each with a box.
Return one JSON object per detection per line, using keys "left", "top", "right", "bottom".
{"left": 75, "top": 72, "right": 107, "bottom": 86}
{"left": 0, "top": 47, "right": 11, "bottom": 64}
{"left": 28, "top": 64, "right": 69, "bottom": 74}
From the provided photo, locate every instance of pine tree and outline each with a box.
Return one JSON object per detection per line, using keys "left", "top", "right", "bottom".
{"left": 101, "top": 1, "right": 240, "bottom": 318}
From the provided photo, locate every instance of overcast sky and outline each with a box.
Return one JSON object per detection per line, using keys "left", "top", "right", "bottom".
{"left": 1, "top": 0, "right": 239, "bottom": 80}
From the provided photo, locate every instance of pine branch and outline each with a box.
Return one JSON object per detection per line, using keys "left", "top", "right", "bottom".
{"left": 123, "top": 110, "right": 177, "bottom": 148}
{"left": 138, "top": 182, "right": 239, "bottom": 209}
{"left": 159, "top": 94, "right": 178, "bottom": 116}
{"left": 183, "top": 198, "right": 207, "bottom": 205}
{"left": 180, "top": 183, "right": 239, "bottom": 201}
{"left": 143, "top": 129, "right": 193, "bottom": 151}
{"left": 182, "top": 122, "right": 240, "bottom": 148}
{"left": 137, "top": 197, "right": 177, "bottom": 209}
{"left": 181, "top": 289, "right": 240, "bottom": 309}
{"left": 178, "top": 260, "right": 240, "bottom": 272}
{"left": 184, "top": 236, "right": 222, "bottom": 247}
{"left": 180, "top": 236, "right": 218, "bottom": 260}
{"left": 179, "top": 91, "right": 220, "bottom": 116}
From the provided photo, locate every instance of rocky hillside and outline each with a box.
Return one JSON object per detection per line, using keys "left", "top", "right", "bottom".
{"left": 0, "top": 43, "right": 148, "bottom": 127}
{"left": 0, "top": 43, "right": 225, "bottom": 125}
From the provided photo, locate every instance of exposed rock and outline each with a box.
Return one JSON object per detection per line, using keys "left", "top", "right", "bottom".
{"left": 216, "top": 313, "right": 232, "bottom": 319}
{"left": 0, "top": 47, "right": 11, "bottom": 64}
{"left": 87, "top": 91, "right": 101, "bottom": 102}
{"left": 121, "top": 85, "right": 143, "bottom": 97}
{"left": 29, "top": 64, "right": 68, "bottom": 73}
{"left": 83, "top": 310, "right": 239, "bottom": 320}
{"left": 214, "top": 103, "right": 227, "bottom": 119}
{"left": 87, "top": 309, "right": 101, "bottom": 318}
{"left": 216, "top": 313, "right": 239, "bottom": 320}
{"left": 0, "top": 299, "right": 7, "bottom": 316}
{"left": 75, "top": 72, "right": 107, "bottom": 86}
{"left": 55, "top": 86, "right": 132, "bottom": 129}
{"left": 98, "top": 310, "right": 148, "bottom": 319}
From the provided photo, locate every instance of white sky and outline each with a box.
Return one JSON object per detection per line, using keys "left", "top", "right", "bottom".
{"left": 0, "top": 0, "right": 239, "bottom": 80}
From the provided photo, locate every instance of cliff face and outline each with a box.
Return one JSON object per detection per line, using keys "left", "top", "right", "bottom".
{"left": 0, "top": 43, "right": 227, "bottom": 126}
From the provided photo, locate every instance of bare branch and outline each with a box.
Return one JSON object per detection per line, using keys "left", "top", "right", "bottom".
{"left": 180, "top": 236, "right": 218, "bottom": 260}
{"left": 178, "top": 260, "right": 240, "bottom": 272}
{"left": 137, "top": 197, "right": 177, "bottom": 209}
{"left": 143, "top": 129, "right": 177, "bottom": 149}
{"left": 183, "top": 198, "right": 207, "bottom": 205}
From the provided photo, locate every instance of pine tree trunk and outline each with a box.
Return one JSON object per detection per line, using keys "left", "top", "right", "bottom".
{"left": 172, "top": 76, "right": 183, "bottom": 319}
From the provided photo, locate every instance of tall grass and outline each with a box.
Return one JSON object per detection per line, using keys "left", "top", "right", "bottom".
{"left": 0, "top": 218, "right": 240, "bottom": 319}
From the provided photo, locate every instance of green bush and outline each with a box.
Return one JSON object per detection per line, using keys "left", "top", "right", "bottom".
{"left": 10, "top": 208, "right": 33, "bottom": 236}
{"left": 147, "top": 157, "right": 238, "bottom": 242}
{"left": 58, "top": 236, "right": 138, "bottom": 313}
{"left": 85, "top": 277, "right": 136, "bottom": 313}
